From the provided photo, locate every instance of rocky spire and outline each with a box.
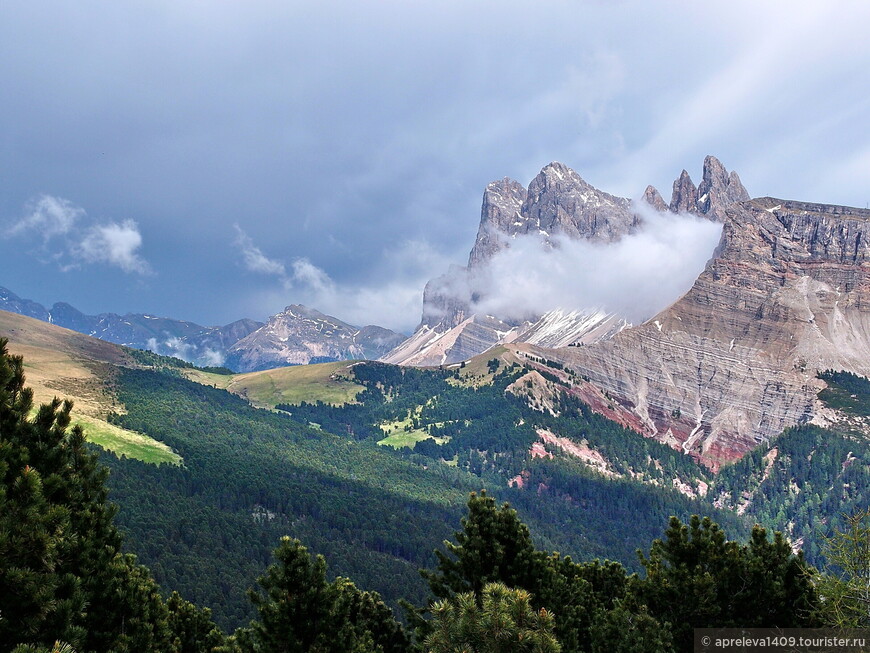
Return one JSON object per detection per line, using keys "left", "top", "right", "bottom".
{"left": 697, "top": 155, "right": 750, "bottom": 222}
{"left": 669, "top": 156, "right": 749, "bottom": 221}
{"left": 467, "top": 178, "right": 527, "bottom": 268}
{"left": 670, "top": 170, "right": 698, "bottom": 214}
{"left": 642, "top": 185, "right": 668, "bottom": 212}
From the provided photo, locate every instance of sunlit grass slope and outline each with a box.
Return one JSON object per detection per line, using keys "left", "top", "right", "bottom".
{"left": 0, "top": 310, "right": 181, "bottom": 465}
{"left": 184, "top": 360, "right": 364, "bottom": 408}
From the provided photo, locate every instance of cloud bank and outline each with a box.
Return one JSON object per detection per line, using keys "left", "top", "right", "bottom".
{"left": 234, "top": 227, "right": 451, "bottom": 333}
{"left": 468, "top": 207, "right": 723, "bottom": 324}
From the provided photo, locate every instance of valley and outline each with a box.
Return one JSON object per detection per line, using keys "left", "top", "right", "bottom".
{"left": 5, "top": 302, "right": 869, "bottom": 636}
{"left": 4, "top": 156, "right": 870, "bottom": 648}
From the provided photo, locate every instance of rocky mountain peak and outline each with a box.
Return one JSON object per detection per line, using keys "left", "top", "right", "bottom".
{"left": 281, "top": 304, "right": 328, "bottom": 320}
{"left": 468, "top": 178, "right": 528, "bottom": 268}
{"left": 642, "top": 185, "right": 668, "bottom": 212}
{"left": 669, "top": 156, "right": 748, "bottom": 221}
{"left": 698, "top": 155, "right": 750, "bottom": 221}
{"left": 226, "top": 304, "right": 404, "bottom": 372}
{"left": 522, "top": 161, "right": 636, "bottom": 243}
{"left": 532, "top": 161, "right": 592, "bottom": 191}
{"left": 387, "top": 156, "right": 748, "bottom": 368}
{"left": 669, "top": 170, "right": 698, "bottom": 214}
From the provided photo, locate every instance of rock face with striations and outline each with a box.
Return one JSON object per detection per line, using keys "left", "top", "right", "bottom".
{"left": 384, "top": 156, "right": 745, "bottom": 367}
{"left": 225, "top": 305, "right": 406, "bottom": 372}
{"left": 542, "top": 197, "right": 870, "bottom": 470}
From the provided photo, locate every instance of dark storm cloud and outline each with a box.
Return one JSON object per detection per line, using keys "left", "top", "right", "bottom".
{"left": 1, "top": 1, "right": 868, "bottom": 331}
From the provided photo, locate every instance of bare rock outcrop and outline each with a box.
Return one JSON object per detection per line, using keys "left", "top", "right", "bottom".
{"left": 670, "top": 155, "right": 749, "bottom": 222}
{"left": 543, "top": 198, "right": 870, "bottom": 470}
{"left": 642, "top": 185, "right": 668, "bottom": 212}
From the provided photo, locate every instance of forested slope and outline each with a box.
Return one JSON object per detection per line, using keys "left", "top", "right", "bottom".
{"left": 103, "top": 362, "right": 746, "bottom": 630}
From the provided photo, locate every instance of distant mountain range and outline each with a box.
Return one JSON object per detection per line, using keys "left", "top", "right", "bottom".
{"left": 0, "top": 287, "right": 404, "bottom": 372}
{"left": 224, "top": 304, "right": 406, "bottom": 372}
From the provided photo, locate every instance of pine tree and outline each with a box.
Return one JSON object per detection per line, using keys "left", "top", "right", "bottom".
{"left": 421, "top": 491, "right": 545, "bottom": 600}
{"left": 238, "top": 536, "right": 408, "bottom": 652}
{"left": 636, "top": 515, "right": 819, "bottom": 650}
{"left": 815, "top": 508, "right": 870, "bottom": 627}
{"left": 416, "top": 491, "right": 634, "bottom": 653}
{"left": 167, "top": 591, "right": 228, "bottom": 652}
{"left": 425, "top": 582, "right": 561, "bottom": 653}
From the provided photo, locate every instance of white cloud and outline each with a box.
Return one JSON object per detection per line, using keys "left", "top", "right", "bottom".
{"left": 470, "top": 206, "right": 723, "bottom": 324}
{"left": 76, "top": 220, "right": 150, "bottom": 274}
{"left": 200, "top": 348, "right": 225, "bottom": 367}
{"left": 8, "top": 194, "right": 84, "bottom": 241}
{"left": 236, "top": 231, "right": 452, "bottom": 333}
{"left": 290, "top": 258, "right": 332, "bottom": 295}
{"left": 234, "top": 225, "right": 287, "bottom": 278}
{"left": 6, "top": 194, "right": 151, "bottom": 275}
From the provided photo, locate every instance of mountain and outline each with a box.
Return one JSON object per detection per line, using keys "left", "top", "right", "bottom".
{"left": 0, "top": 286, "right": 263, "bottom": 368}
{"left": 531, "top": 197, "right": 870, "bottom": 470}
{"left": 224, "top": 304, "right": 406, "bottom": 372}
{"left": 384, "top": 156, "right": 747, "bottom": 366}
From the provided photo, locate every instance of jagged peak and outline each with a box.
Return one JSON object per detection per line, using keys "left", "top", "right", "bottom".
{"left": 668, "top": 156, "right": 748, "bottom": 221}
{"left": 485, "top": 176, "right": 525, "bottom": 193}
{"left": 701, "top": 155, "right": 727, "bottom": 181}
{"left": 642, "top": 185, "right": 668, "bottom": 212}
{"left": 535, "top": 161, "right": 589, "bottom": 187}
{"left": 669, "top": 170, "right": 698, "bottom": 214}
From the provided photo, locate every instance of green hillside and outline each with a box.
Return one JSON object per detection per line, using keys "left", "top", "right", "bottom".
{"left": 183, "top": 359, "right": 364, "bottom": 408}
{"left": 0, "top": 310, "right": 181, "bottom": 465}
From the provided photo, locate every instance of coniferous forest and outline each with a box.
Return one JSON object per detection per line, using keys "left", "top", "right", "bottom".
{"left": 4, "top": 338, "right": 870, "bottom": 652}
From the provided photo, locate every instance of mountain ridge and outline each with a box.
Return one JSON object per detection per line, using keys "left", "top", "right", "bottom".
{"left": 384, "top": 155, "right": 746, "bottom": 366}
{"left": 225, "top": 304, "right": 406, "bottom": 372}
{"left": 534, "top": 196, "right": 870, "bottom": 470}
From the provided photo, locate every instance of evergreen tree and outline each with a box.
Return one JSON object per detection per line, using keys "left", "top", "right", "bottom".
{"left": 238, "top": 536, "right": 408, "bottom": 652}
{"left": 421, "top": 491, "right": 545, "bottom": 600}
{"left": 636, "top": 515, "right": 819, "bottom": 651}
{"left": 425, "top": 582, "right": 561, "bottom": 653}
{"left": 588, "top": 598, "right": 673, "bottom": 653}
{"left": 167, "top": 591, "right": 228, "bottom": 652}
{"left": 815, "top": 508, "right": 870, "bottom": 627}
{"left": 0, "top": 338, "right": 222, "bottom": 651}
{"left": 417, "top": 491, "right": 637, "bottom": 653}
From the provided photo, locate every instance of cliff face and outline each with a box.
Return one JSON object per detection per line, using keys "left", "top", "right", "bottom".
{"left": 386, "top": 156, "right": 745, "bottom": 367}
{"left": 546, "top": 198, "right": 870, "bottom": 470}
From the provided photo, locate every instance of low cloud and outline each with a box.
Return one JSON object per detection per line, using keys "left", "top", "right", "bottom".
{"left": 6, "top": 195, "right": 150, "bottom": 275}
{"left": 76, "top": 220, "right": 149, "bottom": 274}
{"left": 468, "top": 206, "right": 723, "bottom": 324}
{"left": 9, "top": 195, "right": 84, "bottom": 241}
{"left": 200, "top": 348, "right": 226, "bottom": 367}
{"left": 234, "top": 225, "right": 287, "bottom": 278}
{"left": 235, "top": 229, "right": 452, "bottom": 333}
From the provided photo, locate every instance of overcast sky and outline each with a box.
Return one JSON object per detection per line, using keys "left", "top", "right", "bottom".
{"left": 2, "top": 1, "right": 869, "bottom": 333}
